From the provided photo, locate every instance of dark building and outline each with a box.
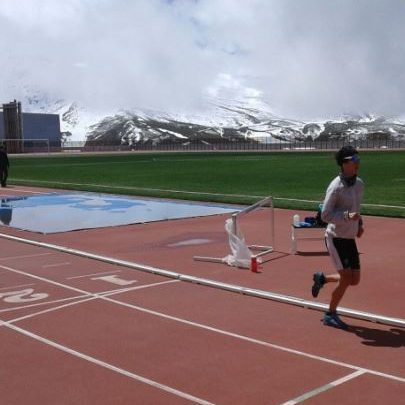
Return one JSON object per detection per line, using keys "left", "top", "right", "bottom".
{"left": 1, "top": 101, "right": 61, "bottom": 152}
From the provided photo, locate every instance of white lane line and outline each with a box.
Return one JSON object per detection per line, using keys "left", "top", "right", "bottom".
{"left": 280, "top": 370, "right": 366, "bottom": 404}
{"left": 67, "top": 270, "right": 122, "bottom": 280}
{"left": 0, "top": 280, "right": 178, "bottom": 317}
{"left": 0, "top": 321, "right": 214, "bottom": 405}
{"left": 42, "top": 262, "right": 71, "bottom": 269}
{"left": 9, "top": 180, "right": 405, "bottom": 209}
{"left": 0, "top": 294, "right": 89, "bottom": 314}
{"left": 97, "top": 279, "right": 179, "bottom": 297}
{"left": 1, "top": 232, "right": 403, "bottom": 328}
{"left": 5, "top": 280, "right": 180, "bottom": 325}
{"left": 101, "top": 297, "right": 405, "bottom": 383}
{"left": 9, "top": 178, "right": 251, "bottom": 198}
{"left": 6, "top": 296, "right": 99, "bottom": 324}
{"left": 0, "top": 262, "right": 403, "bottom": 383}
{"left": 0, "top": 253, "right": 54, "bottom": 261}
{"left": 0, "top": 283, "right": 35, "bottom": 291}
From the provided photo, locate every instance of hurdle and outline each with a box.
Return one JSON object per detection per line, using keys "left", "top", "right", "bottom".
{"left": 193, "top": 196, "right": 275, "bottom": 271}
{"left": 1, "top": 232, "right": 404, "bottom": 328}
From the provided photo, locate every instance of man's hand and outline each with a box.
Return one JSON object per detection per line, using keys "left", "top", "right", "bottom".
{"left": 357, "top": 226, "right": 364, "bottom": 238}
{"left": 348, "top": 212, "right": 360, "bottom": 221}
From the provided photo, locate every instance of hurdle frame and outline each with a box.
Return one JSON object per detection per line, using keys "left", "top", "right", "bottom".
{"left": 193, "top": 196, "right": 275, "bottom": 270}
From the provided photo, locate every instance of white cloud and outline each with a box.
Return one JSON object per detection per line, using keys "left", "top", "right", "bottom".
{"left": 1, "top": 0, "right": 405, "bottom": 120}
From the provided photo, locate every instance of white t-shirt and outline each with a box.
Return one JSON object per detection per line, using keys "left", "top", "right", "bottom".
{"left": 321, "top": 175, "right": 364, "bottom": 239}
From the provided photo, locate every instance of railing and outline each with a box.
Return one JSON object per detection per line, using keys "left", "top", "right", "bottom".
{"left": 3, "top": 138, "right": 404, "bottom": 154}
{"left": 61, "top": 138, "right": 405, "bottom": 153}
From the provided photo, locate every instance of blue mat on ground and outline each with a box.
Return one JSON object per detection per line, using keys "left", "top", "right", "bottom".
{"left": 0, "top": 192, "right": 239, "bottom": 234}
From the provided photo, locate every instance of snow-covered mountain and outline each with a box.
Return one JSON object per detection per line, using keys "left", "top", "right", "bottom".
{"left": 17, "top": 91, "right": 405, "bottom": 145}
{"left": 85, "top": 108, "right": 405, "bottom": 147}
{"left": 21, "top": 92, "right": 107, "bottom": 141}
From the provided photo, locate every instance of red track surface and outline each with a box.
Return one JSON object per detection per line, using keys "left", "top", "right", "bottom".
{"left": 1, "top": 185, "right": 404, "bottom": 404}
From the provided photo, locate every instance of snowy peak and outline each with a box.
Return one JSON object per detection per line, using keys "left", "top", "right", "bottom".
{"left": 9, "top": 90, "right": 405, "bottom": 144}
{"left": 86, "top": 109, "right": 405, "bottom": 147}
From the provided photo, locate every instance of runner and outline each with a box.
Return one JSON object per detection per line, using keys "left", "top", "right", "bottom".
{"left": 312, "top": 145, "right": 364, "bottom": 329}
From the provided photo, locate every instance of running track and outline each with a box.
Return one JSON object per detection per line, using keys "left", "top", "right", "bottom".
{"left": 1, "top": 186, "right": 404, "bottom": 404}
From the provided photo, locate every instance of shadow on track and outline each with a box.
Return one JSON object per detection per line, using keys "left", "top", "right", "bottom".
{"left": 349, "top": 325, "right": 405, "bottom": 347}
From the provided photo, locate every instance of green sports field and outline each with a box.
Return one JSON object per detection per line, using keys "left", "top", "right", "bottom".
{"left": 8, "top": 150, "right": 405, "bottom": 217}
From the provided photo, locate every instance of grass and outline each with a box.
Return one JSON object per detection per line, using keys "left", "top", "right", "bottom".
{"left": 8, "top": 150, "right": 405, "bottom": 217}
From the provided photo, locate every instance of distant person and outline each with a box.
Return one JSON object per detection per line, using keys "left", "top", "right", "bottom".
{"left": 0, "top": 145, "right": 9, "bottom": 187}
{"left": 311, "top": 145, "right": 364, "bottom": 329}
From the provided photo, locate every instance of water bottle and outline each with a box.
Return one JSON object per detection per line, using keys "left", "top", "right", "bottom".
{"left": 293, "top": 214, "right": 300, "bottom": 226}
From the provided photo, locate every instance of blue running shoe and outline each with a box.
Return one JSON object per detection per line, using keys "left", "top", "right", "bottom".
{"left": 323, "top": 312, "right": 349, "bottom": 330}
{"left": 312, "top": 272, "right": 325, "bottom": 298}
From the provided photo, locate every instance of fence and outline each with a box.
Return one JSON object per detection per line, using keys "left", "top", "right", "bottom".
{"left": 61, "top": 138, "right": 405, "bottom": 153}
{"left": 3, "top": 138, "right": 405, "bottom": 154}
{"left": 1, "top": 139, "right": 52, "bottom": 154}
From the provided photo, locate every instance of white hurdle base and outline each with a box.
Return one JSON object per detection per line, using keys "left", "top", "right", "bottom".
{"left": 193, "top": 196, "right": 275, "bottom": 271}
{"left": 194, "top": 256, "right": 224, "bottom": 264}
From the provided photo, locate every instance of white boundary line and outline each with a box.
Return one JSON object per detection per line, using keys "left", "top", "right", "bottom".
{"left": 0, "top": 261, "right": 404, "bottom": 383}
{"left": 3, "top": 280, "right": 179, "bottom": 322}
{"left": 0, "top": 283, "right": 35, "bottom": 292}
{"left": 280, "top": 370, "right": 366, "bottom": 404}
{"left": 0, "top": 232, "right": 403, "bottom": 328}
{"left": 42, "top": 262, "right": 71, "bottom": 268}
{"left": 0, "top": 252, "right": 54, "bottom": 261}
{"left": 9, "top": 179, "right": 405, "bottom": 210}
{"left": 0, "top": 294, "right": 90, "bottom": 314}
{"left": 67, "top": 270, "right": 121, "bottom": 279}
{"left": 0, "top": 280, "right": 178, "bottom": 315}
{"left": 1, "top": 322, "right": 214, "bottom": 405}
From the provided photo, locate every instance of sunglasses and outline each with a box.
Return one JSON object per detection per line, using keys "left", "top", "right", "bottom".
{"left": 343, "top": 154, "right": 360, "bottom": 163}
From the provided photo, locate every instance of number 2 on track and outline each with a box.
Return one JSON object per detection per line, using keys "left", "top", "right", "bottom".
{"left": 0, "top": 288, "right": 48, "bottom": 303}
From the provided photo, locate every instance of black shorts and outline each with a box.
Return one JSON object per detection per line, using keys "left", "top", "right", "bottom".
{"left": 326, "top": 237, "right": 360, "bottom": 270}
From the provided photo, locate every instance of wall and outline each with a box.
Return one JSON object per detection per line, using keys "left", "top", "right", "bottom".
{"left": 0, "top": 112, "right": 60, "bottom": 145}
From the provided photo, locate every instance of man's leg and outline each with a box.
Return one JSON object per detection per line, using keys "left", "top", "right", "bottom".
{"left": 0, "top": 169, "right": 4, "bottom": 187}
{"left": 323, "top": 268, "right": 360, "bottom": 329}
{"left": 329, "top": 268, "right": 352, "bottom": 312}
{"left": 2, "top": 168, "right": 8, "bottom": 187}
{"left": 312, "top": 272, "right": 339, "bottom": 297}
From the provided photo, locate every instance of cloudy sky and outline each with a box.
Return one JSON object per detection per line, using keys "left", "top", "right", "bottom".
{"left": 1, "top": 0, "right": 405, "bottom": 120}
